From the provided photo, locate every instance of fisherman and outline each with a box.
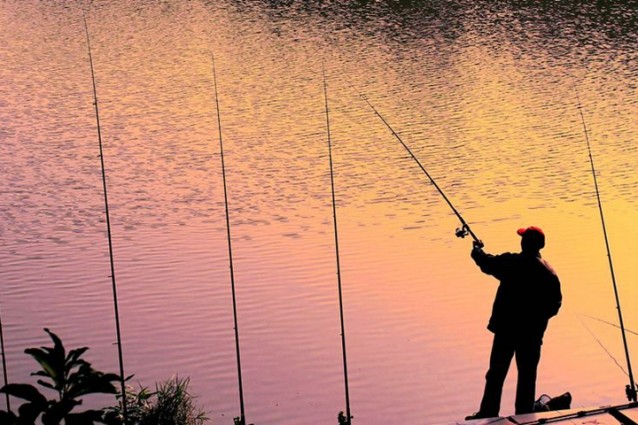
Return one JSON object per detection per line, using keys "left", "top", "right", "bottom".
{"left": 466, "top": 226, "right": 562, "bottom": 420}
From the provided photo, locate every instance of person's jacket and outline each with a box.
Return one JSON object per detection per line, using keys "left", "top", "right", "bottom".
{"left": 471, "top": 247, "right": 562, "bottom": 344}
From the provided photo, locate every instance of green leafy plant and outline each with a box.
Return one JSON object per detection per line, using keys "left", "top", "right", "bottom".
{"left": 0, "top": 328, "right": 120, "bottom": 425}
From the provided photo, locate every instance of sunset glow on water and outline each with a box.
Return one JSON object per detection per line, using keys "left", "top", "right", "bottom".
{"left": 1, "top": 1, "right": 638, "bottom": 424}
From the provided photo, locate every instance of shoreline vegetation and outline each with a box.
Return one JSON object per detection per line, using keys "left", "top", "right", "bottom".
{"left": 0, "top": 329, "right": 209, "bottom": 425}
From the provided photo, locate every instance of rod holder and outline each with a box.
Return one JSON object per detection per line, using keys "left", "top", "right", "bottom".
{"left": 338, "top": 411, "right": 352, "bottom": 424}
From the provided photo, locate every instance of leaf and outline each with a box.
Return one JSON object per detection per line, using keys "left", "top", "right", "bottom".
{"left": 66, "top": 373, "right": 118, "bottom": 399}
{"left": 43, "top": 328, "right": 66, "bottom": 383}
{"left": 1, "top": 384, "right": 47, "bottom": 424}
{"left": 100, "top": 409, "right": 123, "bottom": 425}
{"left": 0, "top": 410, "right": 18, "bottom": 425}
{"left": 25, "top": 348, "right": 63, "bottom": 389}
{"left": 43, "top": 329, "right": 64, "bottom": 358}
{"left": 25, "top": 349, "right": 56, "bottom": 381}
{"left": 0, "top": 384, "right": 47, "bottom": 406}
{"left": 25, "top": 329, "right": 69, "bottom": 393}
{"left": 41, "top": 398, "right": 78, "bottom": 425}
{"left": 36, "top": 380, "right": 56, "bottom": 391}
{"left": 65, "top": 364, "right": 96, "bottom": 392}
{"left": 101, "top": 373, "right": 122, "bottom": 383}
{"left": 17, "top": 403, "right": 45, "bottom": 425}
{"left": 69, "top": 360, "right": 91, "bottom": 377}
{"left": 18, "top": 401, "right": 46, "bottom": 423}
{"left": 65, "top": 347, "right": 89, "bottom": 368}
{"left": 65, "top": 409, "right": 104, "bottom": 425}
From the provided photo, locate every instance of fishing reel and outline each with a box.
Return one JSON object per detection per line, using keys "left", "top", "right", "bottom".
{"left": 455, "top": 225, "right": 469, "bottom": 239}
{"left": 455, "top": 224, "right": 484, "bottom": 248}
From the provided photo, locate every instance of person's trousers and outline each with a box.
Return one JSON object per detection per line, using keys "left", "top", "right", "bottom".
{"left": 478, "top": 332, "right": 542, "bottom": 417}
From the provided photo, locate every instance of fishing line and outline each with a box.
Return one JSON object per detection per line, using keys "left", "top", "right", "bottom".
{"left": 0, "top": 307, "right": 10, "bottom": 411}
{"left": 577, "top": 314, "right": 628, "bottom": 377}
{"left": 576, "top": 91, "right": 637, "bottom": 401}
{"left": 322, "top": 67, "right": 353, "bottom": 425}
{"left": 210, "top": 53, "right": 248, "bottom": 425}
{"left": 82, "top": 10, "right": 128, "bottom": 420}
{"left": 581, "top": 314, "right": 638, "bottom": 338}
{"left": 344, "top": 78, "right": 483, "bottom": 247}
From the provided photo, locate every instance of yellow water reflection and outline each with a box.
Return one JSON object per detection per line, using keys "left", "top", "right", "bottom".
{"left": 1, "top": 1, "right": 638, "bottom": 424}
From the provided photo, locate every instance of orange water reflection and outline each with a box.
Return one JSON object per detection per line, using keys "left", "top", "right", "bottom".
{"left": 1, "top": 1, "right": 638, "bottom": 424}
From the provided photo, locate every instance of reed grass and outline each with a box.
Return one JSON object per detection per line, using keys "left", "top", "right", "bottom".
{"left": 144, "top": 377, "right": 207, "bottom": 425}
{"left": 117, "top": 376, "right": 208, "bottom": 425}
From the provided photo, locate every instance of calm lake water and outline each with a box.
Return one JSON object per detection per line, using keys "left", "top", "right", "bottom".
{"left": 2, "top": 1, "right": 638, "bottom": 423}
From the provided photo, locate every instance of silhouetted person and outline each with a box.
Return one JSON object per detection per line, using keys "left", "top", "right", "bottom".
{"left": 466, "top": 226, "right": 562, "bottom": 420}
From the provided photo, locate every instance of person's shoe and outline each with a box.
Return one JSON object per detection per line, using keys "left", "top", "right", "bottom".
{"left": 465, "top": 412, "right": 493, "bottom": 420}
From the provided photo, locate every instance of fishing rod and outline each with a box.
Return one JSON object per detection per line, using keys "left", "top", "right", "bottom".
{"left": 576, "top": 92, "right": 637, "bottom": 402}
{"left": 346, "top": 81, "right": 483, "bottom": 247}
{"left": 82, "top": 10, "right": 128, "bottom": 420}
{"left": 516, "top": 402, "right": 638, "bottom": 425}
{"left": 210, "top": 54, "right": 247, "bottom": 425}
{"left": 0, "top": 307, "right": 10, "bottom": 411}
{"left": 322, "top": 68, "right": 353, "bottom": 425}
